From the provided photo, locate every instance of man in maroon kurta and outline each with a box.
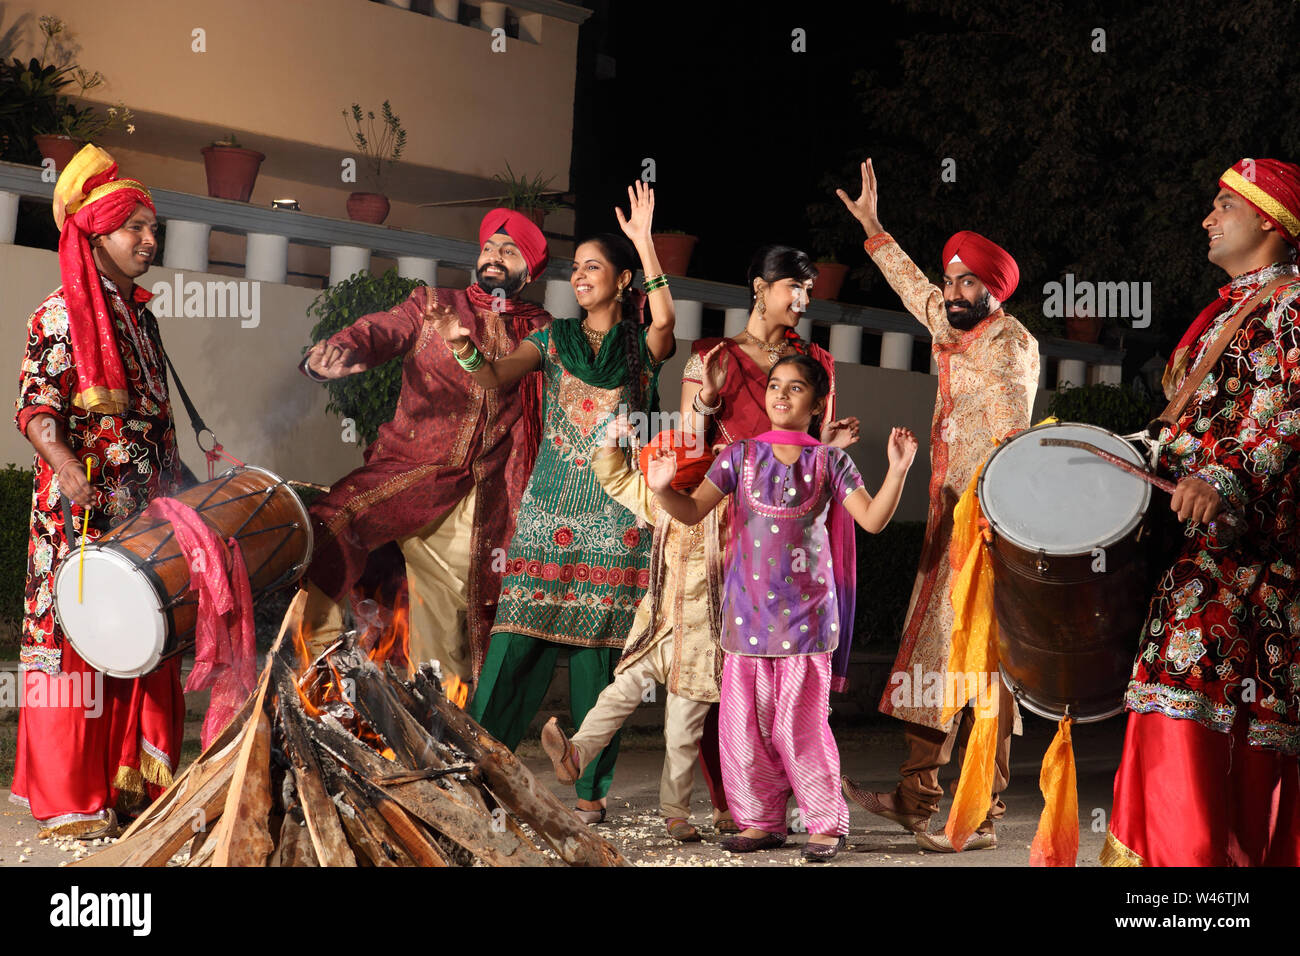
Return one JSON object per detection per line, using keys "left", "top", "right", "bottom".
{"left": 299, "top": 209, "right": 551, "bottom": 687}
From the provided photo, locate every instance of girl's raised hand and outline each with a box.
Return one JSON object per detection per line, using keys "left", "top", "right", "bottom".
{"left": 615, "top": 181, "right": 655, "bottom": 245}
{"left": 645, "top": 448, "right": 678, "bottom": 492}
{"left": 887, "top": 426, "right": 919, "bottom": 470}
{"left": 821, "top": 416, "right": 861, "bottom": 448}
{"left": 604, "top": 412, "right": 634, "bottom": 449}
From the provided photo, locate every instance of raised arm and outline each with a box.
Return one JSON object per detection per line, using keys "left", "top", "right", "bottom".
{"left": 680, "top": 342, "right": 728, "bottom": 449}
{"left": 836, "top": 159, "right": 947, "bottom": 335}
{"left": 591, "top": 416, "right": 656, "bottom": 523}
{"left": 302, "top": 286, "right": 427, "bottom": 380}
{"left": 646, "top": 449, "right": 724, "bottom": 526}
{"left": 841, "top": 427, "right": 918, "bottom": 533}
{"left": 422, "top": 292, "right": 541, "bottom": 388}
{"left": 617, "top": 182, "right": 675, "bottom": 361}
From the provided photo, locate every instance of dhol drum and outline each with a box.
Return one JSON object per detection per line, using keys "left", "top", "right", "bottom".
{"left": 53, "top": 465, "right": 313, "bottom": 679}
{"left": 977, "top": 421, "right": 1153, "bottom": 722}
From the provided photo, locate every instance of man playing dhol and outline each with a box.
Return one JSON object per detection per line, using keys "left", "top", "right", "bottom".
{"left": 835, "top": 158, "right": 1039, "bottom": 852}
{"left": 1103, "top": 159, "right": 1300, "bottom": 867}
{"left": 300, "top": 209, "right": 551, "bottom": 695}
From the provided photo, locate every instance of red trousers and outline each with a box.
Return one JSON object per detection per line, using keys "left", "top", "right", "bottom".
{"left": 1105, "top": 711, "right": 1300, "bottom": 867}
{"left": 10, "top": 645, "right": 184, "bottom": 825}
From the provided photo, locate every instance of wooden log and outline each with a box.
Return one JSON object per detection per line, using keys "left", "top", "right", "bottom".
{"left": 328, "top": 768, "right": 417, "bottom": 867}
{"left": 273, "top": 815, "right": 319, "bottom": 867}
{"left": 424, "top": 686, "right": 629, "bottom": 867}
{"left": 272, "top": 659, "right": 357, "bottom": 867}
{"left": 313, "top": 713, "right": 554, "bottom": 867}
{"left": 371, "top": 795, "right": 450, "bottom": 867}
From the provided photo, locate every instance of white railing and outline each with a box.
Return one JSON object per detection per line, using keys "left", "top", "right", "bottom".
{"left": 0, "top": 160, "right": 1124, "bottom": 387}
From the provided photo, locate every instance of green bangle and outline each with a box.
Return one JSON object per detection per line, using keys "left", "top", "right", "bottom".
{"left": 642, "top": 273, "right": 669, "bottom": 293}
{"left": 455, "top": 345, "right": 484, "bottom": 372}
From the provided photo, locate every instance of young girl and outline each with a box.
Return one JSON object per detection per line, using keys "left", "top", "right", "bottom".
{"left": 647, "top": 354, "right": 918, "bottom": 861}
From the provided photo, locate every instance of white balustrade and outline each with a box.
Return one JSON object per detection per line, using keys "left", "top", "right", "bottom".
{"left": 244, "top": 233, "right": 289, "bottom": 284}
{"left": 433, "top": 0, "right": 460, "bottom": 18}
{"left": 1094, "top": 363, "right": 1122, "bottom": 386}
{"left": 397, "top": 256, "right": 438, "bottom": 287}
{"left": 828, "top": 325, "right": 863, "bottom": 364}
{"left": 1058, "top": 359, "right": 1087, "bottom": 389}
{"left": 544, "top": 278, "right": 577, "bottom": 319}
{"left": 0, "top": 191, "right": 19, "bottom": 244}
{"left": 723, "top": 307, "right": 748, "bottom": 337}
{"left": 880, "top": 331, "right": 914, "bottom": 371}
{"left": 480, "top": 1, "right": 508, "bottom": 28}
{"left": 674, "top": 300, "right": 703, "bottom": 341}
{"left": 162, "top": 220, "right": 211, "bottom": 272}
{"left": 329, "top": 245, "right": 371, "bottom": 286}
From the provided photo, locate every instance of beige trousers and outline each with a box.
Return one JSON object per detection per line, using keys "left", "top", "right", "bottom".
{"left": 570, "top": 633, "right": 711, "bottom": 820}
{"left": 301, "top": 488, "right": 477, "bottom": 682}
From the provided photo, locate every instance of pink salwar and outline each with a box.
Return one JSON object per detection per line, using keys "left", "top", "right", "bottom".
{"left": 719, "top": 652, "right": 850, "bottom": 835}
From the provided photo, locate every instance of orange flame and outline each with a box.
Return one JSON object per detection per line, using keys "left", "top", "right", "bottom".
{"left": 443, "top": 673, "right": 469, "bottom": 710}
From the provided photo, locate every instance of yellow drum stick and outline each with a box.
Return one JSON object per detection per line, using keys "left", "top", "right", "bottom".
{"left": 78, "top": 459, "right": 91, "bottom": 603}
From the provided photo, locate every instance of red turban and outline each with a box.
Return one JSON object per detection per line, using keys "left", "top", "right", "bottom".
{"left": 638, "top": 430, "right": 714, "bottom": 492}
{"left": 941, "top": 231, "right": 1019, "bottom": 303}
{"left": 1220, "top": 158, "right": 1300, "bottom": 248}
{"left": 479, "top": 207, "right": 549, "bottom": 279}
{"left": 53, "top": 145, "right": 156, "bottom": 416}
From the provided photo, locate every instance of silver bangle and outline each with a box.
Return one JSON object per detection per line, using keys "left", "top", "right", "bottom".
{"left": 692, "top": 391, "right": 721, "bottom": 416}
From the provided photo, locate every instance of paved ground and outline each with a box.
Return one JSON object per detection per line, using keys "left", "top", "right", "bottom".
{"left": 0, "top": 707, "right": 1126, "bottom": 867}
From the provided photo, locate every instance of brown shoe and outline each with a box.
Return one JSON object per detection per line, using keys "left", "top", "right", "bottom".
{"left": 712, "top": 811, "right": 741, "bottom": 834}
{"left": 841, "top": 777, "right": 927, "bottom": 833}
{"left": 665, "top": 818, "right": 702, "bottom": 842}
{"left": 915, "top": 828, "right": 997, "bottom": 852}
{"left": 541, "top": 717, "right": 581, "bottom": 785}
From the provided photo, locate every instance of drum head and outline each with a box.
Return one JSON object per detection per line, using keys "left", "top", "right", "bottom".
{"left": 978, "top": 422, "right": 1152, "bottom": 555}
{"left": 52, "top": 547, "right": 167, "bottom": 678}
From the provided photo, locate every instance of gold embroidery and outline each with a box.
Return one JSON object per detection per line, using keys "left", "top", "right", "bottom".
{"left": 1099, "top": 830, "right": 1145, "bottom": 867}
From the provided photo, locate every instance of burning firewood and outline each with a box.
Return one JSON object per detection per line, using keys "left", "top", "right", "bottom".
{"left": 78, "top": 589, "right": 629, "bottom": 867}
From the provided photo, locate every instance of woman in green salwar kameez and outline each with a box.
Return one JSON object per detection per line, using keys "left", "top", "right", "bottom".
{"left": 426, "top": 182, "right": 676, "bottom": 822}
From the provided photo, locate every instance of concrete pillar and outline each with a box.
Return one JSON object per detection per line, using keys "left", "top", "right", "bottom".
{"left": 674, "top": 300, "right": 704, "bottom": 342}
{"left": 1039, "top": 356, "right": 1050, "bottom": 391}
{"left": 879, "top": 331, "right": 914, "bottom": 371}
{"left": 397, "top": 256, "right": 437, "bottom": 287}
{"left": 329, "top": 245, "right": 371, "bottom": 286}
{"left": 1058, "top": 359, "right": 1087, "bottom": 390}
{"left": 432, "top": 0, "right": 459, "bottom": 19}
{"left": 1094, "top": 363, "right": 1122, "bottom": 385}
{"left": 0, "top": 191, "right": 19, "bottom": 244}
{"left": 162, "top": 220, "right": 211, "bottom": 272}
{"left": 480, "top": 1, "right": 507, "bottom": 28}
{"left": 723, "top": 307, "right": 749, "bottom": 338}
{"left": 828, "top": 325, "right": 863, "bottom": 364}
{"left": 796, "top": 317, "right": 812, "bottom": 341}
{"left": 930, "top": 354, "right": 939, "bottom": 376}
{"left": 544, "top": 278, "right": 578, "bottom": 319}
{"left": 244, "top": 233, "right": 288, "bottom": 284}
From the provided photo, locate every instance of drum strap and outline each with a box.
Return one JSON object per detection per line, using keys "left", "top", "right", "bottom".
{"left": 1148, "top": 276, "right": 1289, "bottom": 437}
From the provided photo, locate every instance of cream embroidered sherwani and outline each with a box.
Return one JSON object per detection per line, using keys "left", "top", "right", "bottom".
{"left": 868, "top": 235, "right": 1039, "bottom": 731}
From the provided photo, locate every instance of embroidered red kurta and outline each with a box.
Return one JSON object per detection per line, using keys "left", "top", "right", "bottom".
{"left": 305, "top": 285, "right": 549, "bottom": 678}
{"left": 866, "top": 235, "right": 1039, "bottom": 730}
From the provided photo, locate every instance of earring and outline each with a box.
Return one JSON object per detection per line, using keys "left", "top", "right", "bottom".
{"left": 755, "top": 287, "right": 766, "bottom": 316}
{"left": 616, "top": 283, "right": 626, "bottom": 303}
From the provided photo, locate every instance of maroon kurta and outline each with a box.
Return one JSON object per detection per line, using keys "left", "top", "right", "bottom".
{"left": 306, "top": 285, "right": 549, "bottom": 677}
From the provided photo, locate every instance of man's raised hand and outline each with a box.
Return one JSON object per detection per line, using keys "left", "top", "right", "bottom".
{"left": 835, "top": 158, "right": 884, "bottom": 237}
{"left": 306, "top": 340, "right": 368, "bottom": 379}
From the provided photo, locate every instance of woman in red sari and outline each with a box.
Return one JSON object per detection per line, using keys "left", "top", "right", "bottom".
{"left": 679, "top": 245, "right": 856, "bottom": 829}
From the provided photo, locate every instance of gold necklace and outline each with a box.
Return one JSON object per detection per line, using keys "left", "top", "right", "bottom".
{"left": 582, "top": 320, "right": 609, "bottom": 352}
{"left": 737, "top": 329, "right": 788, "bottom": 366}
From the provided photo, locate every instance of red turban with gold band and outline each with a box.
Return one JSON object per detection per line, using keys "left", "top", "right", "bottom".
{"left": 479, "top": 207, "right": 549, "bottom": 279}
{"left": 53, "top": 144, "right": 156, "bottom": 416}
{"left": 1219, "top": 158, "right": 1300, "bottom": 248}
{"left": 941, "top": 230, "right": 1019, "bottom": 304}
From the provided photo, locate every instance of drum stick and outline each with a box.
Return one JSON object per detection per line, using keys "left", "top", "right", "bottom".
{"left": 288, "top": 480, "right": 332, "bottom": 494}
{"left": 1038, "top": 437, "right": 1246, "bottom": 542}
{"left": 78, "top": 459, "right": 91, "bottom": 603}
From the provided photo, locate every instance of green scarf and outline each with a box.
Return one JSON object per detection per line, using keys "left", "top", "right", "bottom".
{"left": 551, "top": 318, "right": 659, "bottom": 409}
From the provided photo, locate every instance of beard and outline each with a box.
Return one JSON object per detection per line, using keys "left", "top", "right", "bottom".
{"left": 945, "top": 291, "right": 995, "bottom": 330}
{"left": 474, "top": 262, "right": 527, "bottom": 298}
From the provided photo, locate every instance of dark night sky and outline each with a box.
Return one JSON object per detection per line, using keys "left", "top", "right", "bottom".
{"left": 570, "top": 2, "right": 911, "bottom": 297}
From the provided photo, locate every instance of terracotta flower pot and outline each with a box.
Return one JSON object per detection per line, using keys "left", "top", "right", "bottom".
{"left": 201, "top": 145, "right": 265, "bottom": 202}
{"left": 652, "top": 233, "right": 697, "bottom": 276}
{"left": 1065, "top": 314, "right": 1102, "bottom": 343}
{"left": 810, "top": 262, "right": 849, "bottom": 300}
{"left": 347, "top": 192, "right": 391, "bottom": 225}
{"left": 34, "top": 134, "right": 86, "bottom": 172}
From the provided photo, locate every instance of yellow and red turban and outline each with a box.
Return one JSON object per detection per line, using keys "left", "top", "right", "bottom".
{"left": 942, "top": 230, "right": 1019, "bottom": 303}
{"left": 479, "top": 207, "right": 549, "bottom": 279}
{"left": 1219, "top": 158, "right": 1300, "bottom": 248}
{"left": 53, "top": 144, "right": 156, "bottom": 415}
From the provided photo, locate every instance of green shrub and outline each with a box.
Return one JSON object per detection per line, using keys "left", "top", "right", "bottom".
{"left": 0, "top": 464, "right": 34, "bottom": 628}
{"left": 1046, "top": 382, "right": 1156, "bottom": 434}
{"left": 854, "top": 520, "right": 924, "bottom": 647}
{"left": 306, "top": 269, "right": 426, "bottom": 446}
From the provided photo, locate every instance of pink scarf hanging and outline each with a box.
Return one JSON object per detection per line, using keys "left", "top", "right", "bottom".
{"left": 753, "top": 430, "right": 859, "bottom": 691}
{"left": 145, "top": 498, "right": 257, "bottom": 748}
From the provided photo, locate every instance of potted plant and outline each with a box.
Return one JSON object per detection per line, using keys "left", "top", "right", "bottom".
{"left": 651, "top": 229, "right": 698, "bottom": 276}
{"left": 493, "top": 161, "right": 558, "bottom": 228}
{"left": 1045, "top": 381, "right": 1155, "bottom": 432}
{"left": 1065, "top": 306, "right": 1104, "bottom": 344}
{"left": 809, "top": 250, "right": 850, "bottom": 301}
{"left": 201, "top": 133, "right": 265, "bottom": 202}
{"left": 343, "top": 101, "right": 407, "bottom": 225}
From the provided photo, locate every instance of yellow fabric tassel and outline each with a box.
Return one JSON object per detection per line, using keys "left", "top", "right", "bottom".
{"left": 1030, "top": 716, "right": 1078, "bottom": 866}
{"left": 943, "top": 464, "right": 999, "bottom": 851}
{"left": 1099, "top": 829, "right": 1145, "bottom": 867}
{"left": 140, "top": 748, "right": 175, "bottom": 789}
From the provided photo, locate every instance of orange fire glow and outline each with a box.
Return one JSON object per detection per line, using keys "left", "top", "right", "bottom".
{"left": 443, "top": 673, "right": 469, "bottom": 710}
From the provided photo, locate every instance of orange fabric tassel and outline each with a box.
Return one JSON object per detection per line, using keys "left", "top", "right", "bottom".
{"left": 1030, "top": 716, "right": 1079, "bottom": 866}
{"left": 943, "top": 465, "right": 999, "bottom": 851}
